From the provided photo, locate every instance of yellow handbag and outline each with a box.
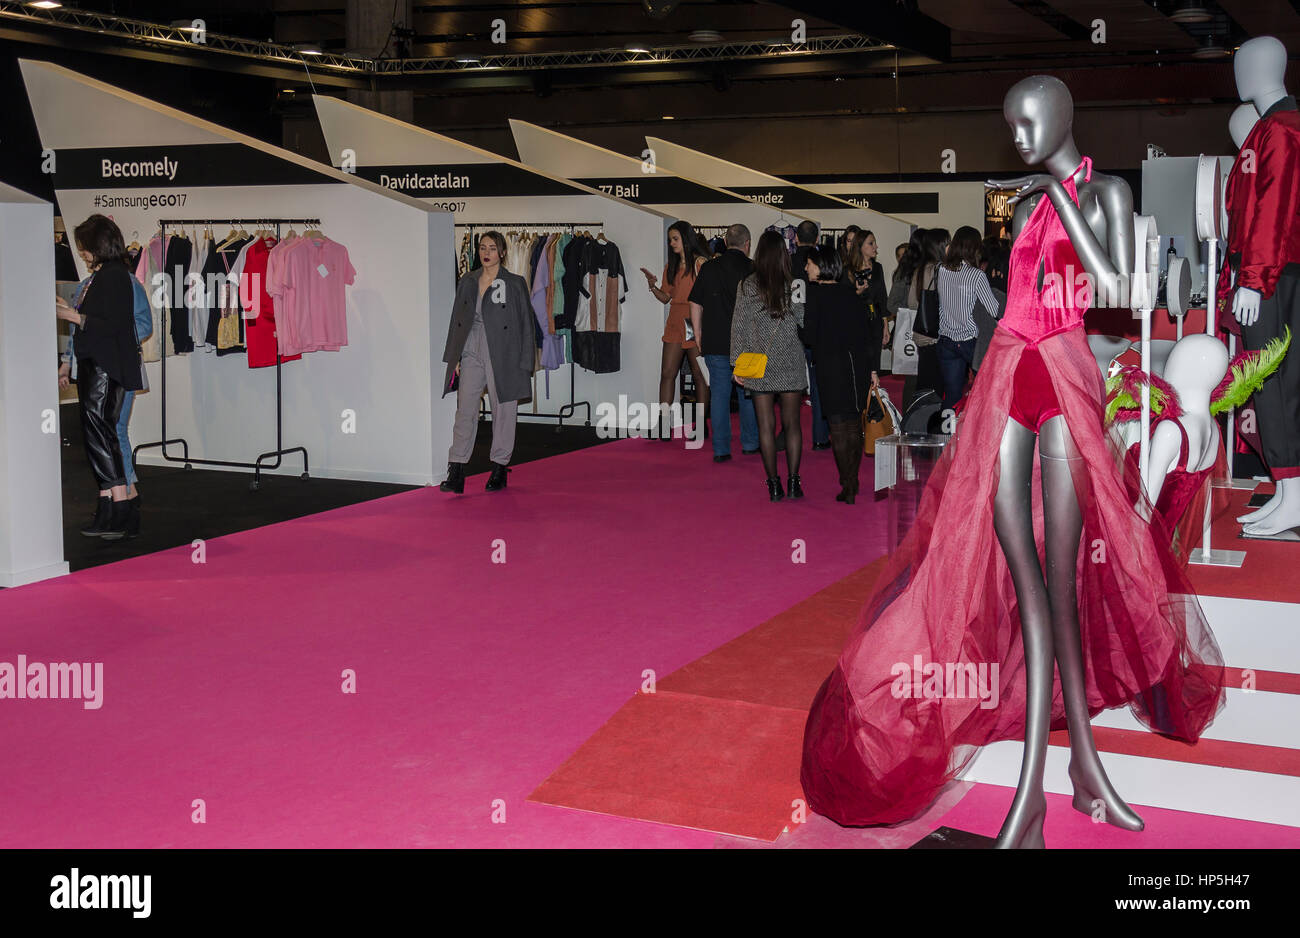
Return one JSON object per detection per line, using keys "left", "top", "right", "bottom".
{"left": 733, "top": 311, "right": 784, "bottom": 381}
{"left": 733, "top": 352, "right": 767, "bottom": 379}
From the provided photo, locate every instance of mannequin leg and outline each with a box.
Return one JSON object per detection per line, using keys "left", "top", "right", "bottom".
{"left": 991, "top": 418, "right": 1051, "bottom": 849}
{"left": 1244, "top": 477, "right": 1300, "bottom": 536}
{"left": 1039, "top": 416, "right": 1144, "bottom": 832}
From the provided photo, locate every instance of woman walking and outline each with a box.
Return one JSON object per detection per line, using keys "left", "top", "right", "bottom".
{"left": 440, "top": 231, "right": 536, "bottom": 493}
{"left": 807, "top": 245, "right": 875, "bottom": 503}
{"left": 730, "top": 230, "right": 807, "bottom": 501}
{"left": 936, "top": 225, "right": 1001, "bottom": 411}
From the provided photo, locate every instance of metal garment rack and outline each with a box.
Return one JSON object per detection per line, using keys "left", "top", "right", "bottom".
{"left": 133, "top": 217, "right": 315, "bottom": 491}
{"left": 455, "top": 221, "right": 601, "bottom": 431}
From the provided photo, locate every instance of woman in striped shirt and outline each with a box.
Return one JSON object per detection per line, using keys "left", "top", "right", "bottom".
{"left": 936, "top": 225, "right": 1000, "bottom": 412}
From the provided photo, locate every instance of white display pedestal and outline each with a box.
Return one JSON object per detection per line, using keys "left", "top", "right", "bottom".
{"left": 0, "top": 183, "right": 69, "bottom": 587}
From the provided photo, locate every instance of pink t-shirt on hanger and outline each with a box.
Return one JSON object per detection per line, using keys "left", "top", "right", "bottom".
{"left": 267, "top": 235, "right": 356, "bottom": 356}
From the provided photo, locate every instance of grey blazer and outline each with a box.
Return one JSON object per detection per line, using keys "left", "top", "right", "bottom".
{"left": 442, "top": 270, "right": 536, "bottom": 404}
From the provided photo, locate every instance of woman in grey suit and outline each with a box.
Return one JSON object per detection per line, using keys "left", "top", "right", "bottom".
{"left": 439, "top": 231, "right": 536, "bottom": 493}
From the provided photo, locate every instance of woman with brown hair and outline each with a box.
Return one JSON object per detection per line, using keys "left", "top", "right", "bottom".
{"left": 54, "top": 214, "right": 144, "bottom": 539}
{"left": 641, "top": 220, "right": 708, "bottom": 436}
{"left": 730, "top": 230, "right": 807, "bottom": 501}
{"left": 936, "top": 225, "right": 1000, "bottom": 411}
{"left": 440, "top": 230, "right": 536, "bottom": 494}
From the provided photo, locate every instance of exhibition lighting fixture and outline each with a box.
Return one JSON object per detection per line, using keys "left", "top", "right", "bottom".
{"left": 27, "top": 1, "right": 61, "bottom": 9}
{"left": 0, "top": 2, "right": 890, "bottom": 78}
{"left": 1169, "top": 1, "right": 1213, "bottom": 25}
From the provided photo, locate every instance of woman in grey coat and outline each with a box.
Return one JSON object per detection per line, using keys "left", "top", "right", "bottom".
{"left": 439, "top": 230, "right": 536, "bottom": 493}
{"left": 730, "top": 230, "right": 807, "bottom": 502}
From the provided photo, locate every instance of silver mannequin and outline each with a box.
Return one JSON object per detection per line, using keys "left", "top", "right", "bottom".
{"left": 983, "top": 76, "right": 1142, "bottom": 848}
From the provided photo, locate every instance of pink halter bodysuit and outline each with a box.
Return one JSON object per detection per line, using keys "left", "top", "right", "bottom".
{"left": 1001, "top": 156, "right": 1094, "bottom": 431}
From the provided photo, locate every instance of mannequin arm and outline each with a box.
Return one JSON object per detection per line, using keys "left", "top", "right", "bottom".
{"left": 1141, "top": 419, "right": 1182, "bottom": 510}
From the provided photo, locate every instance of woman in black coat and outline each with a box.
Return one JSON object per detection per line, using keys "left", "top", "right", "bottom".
{"left": 55, "top": 214, "right": 144, "bottom": 539}
{"left": 804, "top": 245, "right": 874, "bottom": 504}
{"left": 847, "top": 229, "right": 888, "bottom": 376}
{"left": 438, "top": 230, "right": 536, "bottom": 494}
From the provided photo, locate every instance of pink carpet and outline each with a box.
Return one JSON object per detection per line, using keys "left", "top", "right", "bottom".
{"left": 0, "top": 414, "right": 889, "bottom": 847}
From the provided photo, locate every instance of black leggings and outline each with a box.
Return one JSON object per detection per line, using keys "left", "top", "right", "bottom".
{"left": 751, "top": 390, "right": 802, "bottom": 480}
{"left": 78, "top": 358, "right": 127, "bottom": 489}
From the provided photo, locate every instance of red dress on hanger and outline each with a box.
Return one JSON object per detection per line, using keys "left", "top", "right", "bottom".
{"left": 800, "top": 158, "right": 1226, "bottom": 826}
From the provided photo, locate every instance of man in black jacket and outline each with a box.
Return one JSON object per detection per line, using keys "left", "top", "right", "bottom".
{"left": 688, "top": 224, "right": 757, "bottom": 462}
{"left": 792, "top": 220, "right": 830, "bottom": 450}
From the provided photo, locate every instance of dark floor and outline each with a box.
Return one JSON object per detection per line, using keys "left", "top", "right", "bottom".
{"left": 58, "top": 404, "right": 607, "bottom": 572}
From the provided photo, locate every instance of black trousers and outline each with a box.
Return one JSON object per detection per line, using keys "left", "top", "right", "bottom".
{"left": 77, "top": 358, "right": 127, "bottom": 489}
{"left": 1241, "top": 264, "right": 1300, "bottom": 474}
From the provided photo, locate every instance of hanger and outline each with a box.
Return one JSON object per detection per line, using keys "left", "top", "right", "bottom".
{"left": 128, "top": 229, "right": 141, "bottom": 251}
{"left": 303, "top": 223, "right": 324, "bottom": 239}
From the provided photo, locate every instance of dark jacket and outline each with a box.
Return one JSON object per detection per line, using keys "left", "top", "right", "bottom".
{"left": 73, "top": 259, "right": 144, "bottom": 391}
{"left": 687, "top": 248, "right": 753, "bottom": 356}
{"left": 442, "top": 270, "right": 535, "bottom": 404}
{"left": 803, "top": 279, "right": 872, "bottom": 418}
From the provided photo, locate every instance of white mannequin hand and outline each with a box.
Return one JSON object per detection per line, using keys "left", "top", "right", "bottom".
{"left": 1234, "top": 287, "right": 1261, "bottom": 326}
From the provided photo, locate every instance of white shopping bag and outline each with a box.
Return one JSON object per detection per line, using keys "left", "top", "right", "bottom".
{"left": 891, "top": 307, "right": 919, "bottom": 376}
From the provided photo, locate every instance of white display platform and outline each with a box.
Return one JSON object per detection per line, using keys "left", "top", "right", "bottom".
{"left": 964, "top": 594, "right": 1300, "bottom": 828}
{"left": 0, "top": 182, "right": 68, "bottom": 587}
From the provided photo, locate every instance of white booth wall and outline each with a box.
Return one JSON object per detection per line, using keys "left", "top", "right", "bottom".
{"left": 21, "top": 60, "right": 455, "bottom": 487}
{"left": 0, "top": 182, "right": 68, "bottom": 587}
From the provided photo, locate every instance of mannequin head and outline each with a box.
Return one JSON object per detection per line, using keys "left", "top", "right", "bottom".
{"left": 1164, "top": 334, "right": 1230, "bottom": 404}
{"left": 1228, "top": 103, "right": 1259, "bottom": 150}
{"left": 1234, "top": 36, "right": 1288, "bottom": 109}
{"left": 1003, "top": 75, "right": 1074, "bottom": 166}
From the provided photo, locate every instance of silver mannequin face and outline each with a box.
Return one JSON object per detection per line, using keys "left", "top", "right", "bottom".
{"left": 1003, "top": 76, "right": 1073, "bottom": 165}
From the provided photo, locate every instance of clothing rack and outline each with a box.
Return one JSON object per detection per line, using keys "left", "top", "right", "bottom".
{"left": 455, "top": 221, "right": 601, "bottom": 431}
{"left": 133, "top": 217, "right": 316, "bottom": 491}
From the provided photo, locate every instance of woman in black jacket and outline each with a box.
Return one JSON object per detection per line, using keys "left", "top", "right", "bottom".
{"left": 55, "top": 214, "right": 144, "bottom": 539}
{"left": 438, "top": 230, "right": 536, "bottom": 494}
{"left": 804, "top": 245, "right": 874, "bottom": 503}
{"left": 848, "top": 229, "right": 888, "bottom": 372}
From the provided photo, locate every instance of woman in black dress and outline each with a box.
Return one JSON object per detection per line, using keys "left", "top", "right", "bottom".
{"left": 804, "top": 245, "right": 875, "bottom": 503}
{"left": 849, "top": 229, "right": 889, "bottom": 373}
{"left": 54, "top": 214, "right": 144, "bottom": 538}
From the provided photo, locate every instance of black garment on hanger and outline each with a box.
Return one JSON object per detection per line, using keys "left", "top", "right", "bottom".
{"left": 165, "top": 234, "right": 194, "bottom": 353}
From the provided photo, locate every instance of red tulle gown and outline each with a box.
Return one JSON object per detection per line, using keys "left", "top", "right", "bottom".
{"left": 801, "top": 157, "right": 1226, "bottom": 826}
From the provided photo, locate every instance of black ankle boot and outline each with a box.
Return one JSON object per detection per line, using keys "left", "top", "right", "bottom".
{"left": 766, "top": 476, "right": 785, "bottom": 502}
{"left": 80, "top": 496, "right": 113, "bottom": 537}
{"left": 124, "top": 495, "right": 141, "bottom": 539}
{"left": 485, "top": 463, "right": 509, "bottom": 492}
{"left": 99, "top": 499, "right": 131, "bottom": 541}
{"left": 787, "top": 473, "right": 804, "bottom": 499}
{"left": 439, "top": 463, "right": 466, "bottom": 493}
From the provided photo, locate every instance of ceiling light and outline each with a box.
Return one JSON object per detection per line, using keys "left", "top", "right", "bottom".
{"left": 455, "top": 56, "right": 480, "bottom": 64}
{"left": 1193, "top": 34, "right": 1228, "bottom": 59}
{"left": 27, "top": 1, "right": 62, "bottom": 9}
{"left": 624, "top": 44, "right": 651, "bottom": 54}
{"left": 294, "top": 43, "right": 322, "bottom": 56}
{"left": 689, "top": 30, "right": 722, "bottom": 43}
{"left": 1169, "top": 1, "right": 1213, "bottom": 24}
{"left": 662, "top": 115, "right": 675, "bottom": 120}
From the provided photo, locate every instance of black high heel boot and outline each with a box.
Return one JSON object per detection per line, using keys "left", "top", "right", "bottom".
{"left": 439, "top": 463, "right": 466, "bottom": 493}
{"left": 80, "top": 496, "right": 112, "bottom": 537}
{"left": 766, "top": 476, "right": 785, "bottom": 502}
{"left": 125, "top": 493, "right": 142, "bottom": 539}
{"left": 787, "top": 473, "right": 804, "bottom": 499}
{"left": 99, "top": 499, "right": 131, "bottom": 541}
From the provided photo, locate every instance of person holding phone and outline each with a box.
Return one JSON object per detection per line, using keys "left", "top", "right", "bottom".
{"left": 641, "top": 221, "right": 708, "bottom": 438}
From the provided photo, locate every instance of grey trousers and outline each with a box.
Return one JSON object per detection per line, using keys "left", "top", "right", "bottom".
{"left": 448, "top": 321, "right": 518, "bottom": 466}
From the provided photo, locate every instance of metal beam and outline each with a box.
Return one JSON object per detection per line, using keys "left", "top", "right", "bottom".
{"left": 769, "top": 0, "right": 951, "bottom": 62}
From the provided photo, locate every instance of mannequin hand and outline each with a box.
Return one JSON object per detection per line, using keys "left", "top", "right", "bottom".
{"left": 986, "top": 174, "right": 1057, "bottom": 207}
{"left": 1234, "top": 287, "right": 1261, "bottom": 327}
{"left": 58, "top": 362, "right": 70, "bottom": 389}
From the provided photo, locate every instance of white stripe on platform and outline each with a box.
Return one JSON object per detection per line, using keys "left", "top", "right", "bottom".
{"left": 966, "top": 740, "right": 1300, "bottom": 828}
{"left": 1199, "top": 596, "right": 1300, "bottom": 674}
{"left": 1091, "top": 688, "right": 1300, "bottom": 749}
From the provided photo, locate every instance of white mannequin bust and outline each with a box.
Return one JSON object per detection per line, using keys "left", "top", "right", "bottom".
{"left": 1229, "top": 103, "right": 1259, "bottom": 151}
{"left": 1141, "top": 335, "right": 1227, "bottom": 511}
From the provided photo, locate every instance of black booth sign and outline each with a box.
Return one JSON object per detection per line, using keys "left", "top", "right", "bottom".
{"left": 52, "top": 144, "right": 340, "bottom": 188}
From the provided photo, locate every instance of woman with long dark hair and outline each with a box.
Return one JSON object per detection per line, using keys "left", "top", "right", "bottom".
{"left": 54, "top": 214, "right": 144, "bottom": 539}
{"left": 805, "top": 245, "right": 874, "bottom": 503}
{"left": 641, "top": 220, "right": 708, "bottom": 434}
{"left": 730, "top": 230, "right": 807, "bottom": 501}
{"left": 936, "top": 225, "right": 1001, "bottom": 410}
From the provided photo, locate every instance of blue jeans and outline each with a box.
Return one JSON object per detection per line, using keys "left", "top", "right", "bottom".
{"left": 805, "top": 348, "right": 830, "bottom": 445}
{"left": 705, "top": 354, "right": 758, "bottom": 456}
{"left": 937, "top": 335, "right": 977, "bottom": 412}
{"left": 117, "top": 390, "right": 136, "bottom": 486}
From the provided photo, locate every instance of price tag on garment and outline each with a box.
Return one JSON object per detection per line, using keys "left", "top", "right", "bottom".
{"left": 317, "top": 264, "right": 330, "bottom": 278}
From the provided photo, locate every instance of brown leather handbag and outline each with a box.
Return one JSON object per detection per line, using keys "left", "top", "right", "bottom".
{"left": 862, "top": 386, "right": 895, "bottom": 454}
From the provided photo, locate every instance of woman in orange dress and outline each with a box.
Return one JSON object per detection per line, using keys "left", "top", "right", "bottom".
{"left": 640, "top": 221, "right": 709, "bottom": 435}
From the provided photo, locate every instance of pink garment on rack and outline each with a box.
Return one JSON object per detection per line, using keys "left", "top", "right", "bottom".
{"left": 266, "top": 236, "right": 356, "bottom": 356}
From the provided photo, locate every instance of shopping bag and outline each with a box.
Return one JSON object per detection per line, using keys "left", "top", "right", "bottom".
{"left": 892, "top": 307, "right": 919, "bottom": 376}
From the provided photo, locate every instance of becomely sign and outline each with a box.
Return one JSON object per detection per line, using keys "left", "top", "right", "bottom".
{"left": 101, "top": 157, "right": 179, "bottom": 181}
